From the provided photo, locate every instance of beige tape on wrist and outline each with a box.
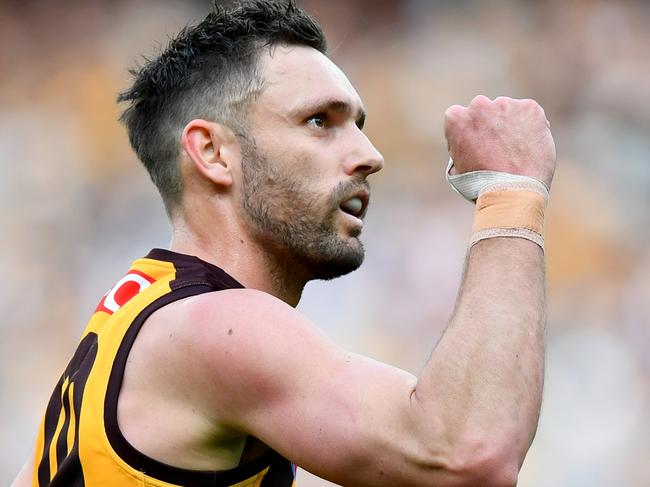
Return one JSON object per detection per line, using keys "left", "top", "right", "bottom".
{"left": 471, "top": 180, "right": 548, "bottom": 249}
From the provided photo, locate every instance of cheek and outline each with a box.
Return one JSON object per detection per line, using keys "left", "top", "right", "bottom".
{"left": 274, "top": 152, "right": 331, "bottom": 191}
{"left": 253, "top": 132, "right": 339, "bottom": 198}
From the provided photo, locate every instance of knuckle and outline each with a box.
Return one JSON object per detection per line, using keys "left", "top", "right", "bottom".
{"left": 471, "top": 94, "right": 491, "bottom": 106}
{"left": 444, "top": 104, "right": 465, "bottom": 119}
{"left": 522, "top": 98, "right": 541, "bottom": 110}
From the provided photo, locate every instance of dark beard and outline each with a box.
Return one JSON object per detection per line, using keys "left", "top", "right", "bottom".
{"left": 240, "top": 140, "right": 365, "bottom": 281}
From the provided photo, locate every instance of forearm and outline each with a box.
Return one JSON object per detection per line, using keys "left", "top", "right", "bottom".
{"left": 415, "top": 236, "right": 545, "bottom": 474}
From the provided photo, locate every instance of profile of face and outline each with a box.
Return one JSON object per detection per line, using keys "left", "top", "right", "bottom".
{"left": 239, "top": 45, "right": 384, "bottom": 281}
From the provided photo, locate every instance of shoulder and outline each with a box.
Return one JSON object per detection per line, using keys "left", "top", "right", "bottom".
{"left": 169, "top": 288, "right": 324, "bottom": 345}
{"left": 175, "top": 288, "right": 339, "bottom": 375}
{"left": 142, "top": 287, "right": 319, "bottom": 364}
{"left": 182, "top": 288, "right": 301, "bottom": 323}
{"left": 142, "top": 288, "right": 341, "bottom": 416}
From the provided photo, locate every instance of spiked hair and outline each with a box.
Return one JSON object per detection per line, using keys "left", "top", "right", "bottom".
{"left": 118, "top": 0, "right": 327, "bottom": 214}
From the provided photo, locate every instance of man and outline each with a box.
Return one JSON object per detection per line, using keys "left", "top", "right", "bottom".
{"left": 13, "top": 1, "right": 555, "bottom": 486}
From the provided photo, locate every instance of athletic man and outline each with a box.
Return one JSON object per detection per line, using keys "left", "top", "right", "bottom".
{"left": 13, "top": 1, "right": 555, "bottom": 486}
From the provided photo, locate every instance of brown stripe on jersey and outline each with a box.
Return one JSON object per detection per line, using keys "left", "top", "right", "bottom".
{"left": 37, "top": 374, "right": 65, "bottom": 485}
{"left": 48, "top": 447, "right": 85, "bottom": 487}
{"left": 38, "top": 333, "right": 98, "bottom": 486}
{"left": 52, "top": 333, "right": 98, "bottom": 486}
{"left": 146, "top": 248, "right": 244, "bottom": 293}
{"left": 54, "top": 381, "right": 72, "bottom": 468}
{"left": 260, "top": 457, "right": 296, "bottom": 487}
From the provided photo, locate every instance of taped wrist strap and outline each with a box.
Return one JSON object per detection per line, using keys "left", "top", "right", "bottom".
{"left": 471, "top": 181, "right": 548, "bottom": 249}
{"left": 446, "top": 157, "right": 548, "bottom": 202}
{"left": 444, "top": 158, "right": 549, "bottom": 249}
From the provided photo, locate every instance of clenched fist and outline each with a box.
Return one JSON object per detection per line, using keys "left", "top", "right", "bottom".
{"left": 444, "top": 96, "right": 556, "bottom": 189}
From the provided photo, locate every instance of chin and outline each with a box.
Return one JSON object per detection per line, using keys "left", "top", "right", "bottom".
{"left": 306, "top": 242, "right": 365, "bottom": 282}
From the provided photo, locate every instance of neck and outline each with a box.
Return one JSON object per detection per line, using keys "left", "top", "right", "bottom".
{"left": 169, "top": 214, "right": 308, "bottom": 307}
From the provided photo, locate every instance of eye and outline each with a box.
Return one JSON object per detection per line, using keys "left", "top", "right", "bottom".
{"left": 306, "top": 113, "right": 327, "bottom": 129}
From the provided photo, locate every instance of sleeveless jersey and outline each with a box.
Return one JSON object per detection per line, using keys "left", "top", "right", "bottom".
{"left": 31, "top": 248, "right": 297, "bottom": 487}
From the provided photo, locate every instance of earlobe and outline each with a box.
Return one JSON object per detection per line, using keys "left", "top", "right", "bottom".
{"left": 182, "top": 119, "right": 236, "bottom": 188}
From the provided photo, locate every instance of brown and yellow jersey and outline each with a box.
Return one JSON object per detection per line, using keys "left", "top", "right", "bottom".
{"left": 32, "top": 248, "right": 296, "bottom": 487}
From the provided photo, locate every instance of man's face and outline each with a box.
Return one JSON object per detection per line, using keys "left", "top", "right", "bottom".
{"left": 238, "top": 45, "right": 384, "bottom": 281}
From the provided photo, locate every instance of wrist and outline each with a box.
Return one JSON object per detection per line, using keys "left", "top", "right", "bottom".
{"left": 446, "top": 157, "right": 549, "bottom": 202}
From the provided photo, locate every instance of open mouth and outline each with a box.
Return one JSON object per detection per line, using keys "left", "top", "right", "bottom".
{"left": 339, "top": 191, "right": 369, "bottom": 220}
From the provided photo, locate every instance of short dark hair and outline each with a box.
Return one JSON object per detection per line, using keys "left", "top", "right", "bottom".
{"left": 118, "top": 0, "right": 327, "bottom": 215}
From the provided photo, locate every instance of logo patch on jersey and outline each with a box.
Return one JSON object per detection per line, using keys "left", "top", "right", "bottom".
{"left": 95, "top": 270, "right": 155, "bottom": 315}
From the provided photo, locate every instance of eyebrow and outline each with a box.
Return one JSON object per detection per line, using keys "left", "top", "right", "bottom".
{"left": 291, "top": 98, "right": 367, "bottom": 128}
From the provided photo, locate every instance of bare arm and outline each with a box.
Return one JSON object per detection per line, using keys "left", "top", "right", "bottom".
{"left": 413, "top": 237, "right": 546, "bottom": 483}
{"left": 161, "top": 96, "right": 554, "bottom": 486}
{"left": 408, "top": 95, "right": 554, "bottom": 482}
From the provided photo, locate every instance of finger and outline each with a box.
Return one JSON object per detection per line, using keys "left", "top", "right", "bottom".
{"left": 444, "top": 104, "right": 465, "bottom": 120}
{"left": 470, "top": 94, "right": 491, "bottom": 106}
{"left": 444, "top": 104, "right": 465, "bottom": 140}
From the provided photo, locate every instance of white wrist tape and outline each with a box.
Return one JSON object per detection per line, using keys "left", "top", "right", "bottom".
{"left": 446, "top": 157, "right": 549, "bottom": 203}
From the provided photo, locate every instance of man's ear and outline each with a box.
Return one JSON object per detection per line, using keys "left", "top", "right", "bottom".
{"left": 181, "top": 119, "right": 240, "bottom": 188}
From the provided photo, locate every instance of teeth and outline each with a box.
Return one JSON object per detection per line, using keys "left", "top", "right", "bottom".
{"left": 341, "top": 197, "right": 363, "bottom": 216}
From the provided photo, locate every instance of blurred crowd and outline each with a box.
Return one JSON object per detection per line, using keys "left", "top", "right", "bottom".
{"left": 2, "top": 0, "right": 649, "bottom": 485}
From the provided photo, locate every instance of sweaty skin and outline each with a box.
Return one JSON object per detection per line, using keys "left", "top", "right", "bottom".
{"left": 13, "top": 48, "right": 554, "bottom": 487}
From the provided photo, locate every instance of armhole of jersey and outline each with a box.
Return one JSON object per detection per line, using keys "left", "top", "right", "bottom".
{"left": 103, "top": 283, "right": 284, "bottom": 486}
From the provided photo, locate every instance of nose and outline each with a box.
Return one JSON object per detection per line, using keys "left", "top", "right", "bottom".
{"left": 342, "top": 129, "right": 384, "bottom": 177}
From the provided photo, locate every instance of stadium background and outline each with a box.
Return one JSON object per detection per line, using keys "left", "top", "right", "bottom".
{"left": 2, "top": 0, "right": 649, "bottom": 485}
